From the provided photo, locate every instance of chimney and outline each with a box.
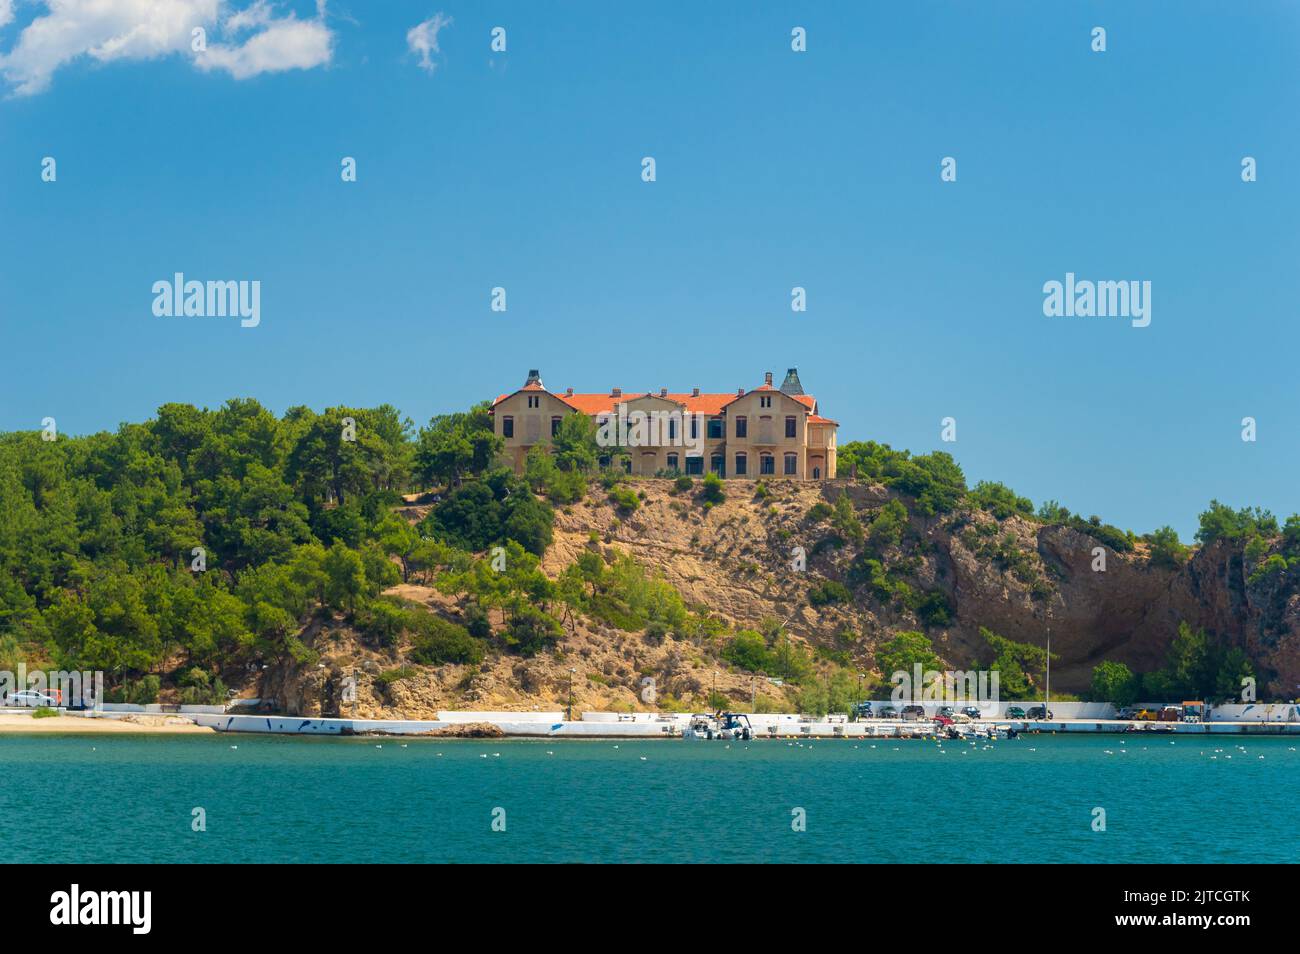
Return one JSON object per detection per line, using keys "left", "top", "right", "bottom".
{"left": 565, "top": 387, "right": 574, "bottom": 396}
{"left": 737, "top": 387, "right": 744, "bottom": 395}
{"left": 611, "top": 387, "right": 622, "bottom": 398}
{"left": 660, "top": 387, "right": 668, "bottom": 397}
{"left": 691, "top": 387, "right": 700, "bottom": 397}
{"left": 525, "top": 369, "right": 543, "bottom": 387}
{"left": 764, "top": 371, "right": 773, "bottom": 387}
{"left": 779, "top": 367, "right": 805, "bottom": 396}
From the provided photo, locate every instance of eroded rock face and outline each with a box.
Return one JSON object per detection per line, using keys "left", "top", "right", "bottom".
{"left": 260, "top": 479, "right": 1300, "bottom": 714}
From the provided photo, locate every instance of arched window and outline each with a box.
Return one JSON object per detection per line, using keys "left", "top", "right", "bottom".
{"left": 760, "top": 453, "right": 775, "bottom": 475}
{"left": 734, "top": 453, "right": 747, "bottom": 476}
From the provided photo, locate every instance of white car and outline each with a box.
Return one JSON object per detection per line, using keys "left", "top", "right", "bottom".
{"left": 3, "top": 690, "right": 58, "bottom": 707}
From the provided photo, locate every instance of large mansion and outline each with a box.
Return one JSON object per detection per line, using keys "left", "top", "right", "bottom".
{"left": 490, "top": 368, "right": 838, "bottom": 479}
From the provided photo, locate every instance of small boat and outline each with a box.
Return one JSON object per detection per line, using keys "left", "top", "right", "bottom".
{"left": 682, "top": 712, "right": 753, "bottom": 741}
{"left": 683, "top": 714, "right": 721, "bottom": 740}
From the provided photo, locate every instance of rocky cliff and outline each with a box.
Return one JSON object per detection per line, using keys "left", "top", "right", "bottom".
{"left": 264, "top": 478, "right": 1300, "bottom": 717}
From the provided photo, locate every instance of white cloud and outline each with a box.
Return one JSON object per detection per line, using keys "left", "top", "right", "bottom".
{"left": 406, "top": 11, "right": 450, "bottom": 73}
{"left": 0, "top": 0, "right": 334, "bottom": 96}
{"left": 0, "top": 1, "right": 15, "bottom": 30}
{"left": 197, "top": 8, "right": 330, "bottom": 80}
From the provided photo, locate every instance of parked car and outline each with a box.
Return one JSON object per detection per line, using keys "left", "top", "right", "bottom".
{"left": 1132, "top": 708, "right": 1159, "bottom": 721}
{"left": 1027, "top": 705, "right": 1054, "bottom": 720}
{"left": 853, "top": 701, "right": 874, "bottom": 719}
{"left": 3, "top": 689, "right": 58, "bottom": 708}
{"left": 1004, "top": 706, "right": 1027, "bottom": 719}
{"left": 1158, "top": 705, "right": 1183, "bottom": 722}
{"left": 961, "top": 705, "right": 983, "bottom": 720}
{"left": 877, "top": 705, "right": 898, "bottom": 719}
{"left": 1115, "top": 706, "right": 1139, "bottom": 720}
{"left": 901, "top": 704, "right": 926, "bottom": 721}
{"left": 937, "top": 706, "right": 955, "bottom": 718}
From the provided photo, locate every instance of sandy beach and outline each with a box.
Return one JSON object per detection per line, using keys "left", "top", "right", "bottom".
{"left": 0, "top": 712, "right": 215, "bottom": 734}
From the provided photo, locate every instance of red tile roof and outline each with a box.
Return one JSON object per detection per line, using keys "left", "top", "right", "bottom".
{"left": 493, "top": 383, "right": 827, "bottom": 420}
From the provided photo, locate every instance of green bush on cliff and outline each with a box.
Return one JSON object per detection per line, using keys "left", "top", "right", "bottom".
{"left": 969, "top": 481, "right": 1034, "bottom": 520}
{"left": 1146, "top": 525, "right": 1189, "bottom": 569}
{"left": 410, "top": 616, "right": 485, "bottom": 666}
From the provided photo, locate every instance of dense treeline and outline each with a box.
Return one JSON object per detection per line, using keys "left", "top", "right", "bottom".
{"left": 0, "top": 399, "right": 535, "bottom": 701}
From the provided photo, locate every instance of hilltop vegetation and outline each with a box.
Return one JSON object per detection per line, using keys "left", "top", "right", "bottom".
{"left": 1, "top": 397, "right": 1298, "bottom": 714}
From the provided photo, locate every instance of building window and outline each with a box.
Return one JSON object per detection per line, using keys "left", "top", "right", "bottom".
{"left": 622, "top": 458, "right": 632, "bottom": 474}
{"left": 711, "top": 455, "right": 724, "bottom": 477}
{"left": 503, "top": 416, "right": 514, "bottom": 438}
{"left": 813, "top": 466, "right": 821, "bottom": 479}
{"left": 551, "top": 416, "right": 562, "bottom": 437}
{"left": 760, "top": 454, "right": 775, "bottom": 475}
{"left": 760, "top": 396, "right": 772, "bottom": 408}
{"left": 599, "top": 455, "right": 611, "bottom": 469}
{"left": 668, "top": 418, "right": 677, "bottom": 440}
{"left": 666, "top": 453, "right": 679, "bottom": 471}
{"left": 784, "top": 453, "right": 798, "bottom": 476}
{"left": 527, "top": 395, "right": 540, "bottom": 409}
{"left": 707, "top": 418, "right": 723, "bottom": 440}
{"left": 785, "top": 416, "right": 796, "bottom": 438}
{"left": 685, "top": 456, "right": 704, "bottom": 475}
{"left": 735, "top": 416, "right": 747, "bottom": 438}
{"left": 734, "top": 453, "right": 747, "bottom": 475}
{"left": 690, "top": 416, "right": 698, "bottom": 440}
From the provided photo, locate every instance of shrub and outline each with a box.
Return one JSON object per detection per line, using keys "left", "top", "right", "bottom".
{"left": 410, "top": 616, "right": 485, "bottom": 665}
{"left": 608, "top": 485, "right": 639, "bottom": 514}
{"left": 969, "top": 481, "right": 1034, "bottom": 520}
{"left": 808, "top": 579, "right": 851, "bottom": 607}
{"left": 504, "top": 607, "right": 564, "bottom": 657}
{"left": 700, "top": 473, "right": 726, "bottom": 505}
{"left": 1146, "top": 525, "right": 1189, "bottom": 569}
{"left": 32, "top": 706, "right": 57, "bottom": 719}
{"left": 178, "top": 667, "right": 229, "bottom": 706}
{"left": 674, "top": 475, "right": 694, "bottom": 493}
{"left": 376, "top": 666, "right": 418, "bottom": 687}
{"left": 806, "top": 502, "right": 833, "bottom": 522}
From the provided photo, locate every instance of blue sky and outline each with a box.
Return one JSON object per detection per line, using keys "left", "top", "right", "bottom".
{"left": 2, "top": 0, "right": 1298, "bottom": 540}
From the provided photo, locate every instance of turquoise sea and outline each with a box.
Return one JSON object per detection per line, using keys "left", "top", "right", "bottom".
{"left": 2, "top": 733, "right": 1295, "bottom": 863}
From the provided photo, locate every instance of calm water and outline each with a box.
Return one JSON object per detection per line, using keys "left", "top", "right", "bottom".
{"left": 1, "top": 733, "right": 1296, "bottom": 863}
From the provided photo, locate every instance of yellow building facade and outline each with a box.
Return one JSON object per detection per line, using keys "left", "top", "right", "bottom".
{"left": 490, "top": 368, "right": 838, "bottom": 479}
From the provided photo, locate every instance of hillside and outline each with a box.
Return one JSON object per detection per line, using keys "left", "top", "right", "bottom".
{"left": 264, "top": 478, "right": 1300, "bottom": 719}
{"left": 2, "top": 398, "right": 1296, "bottom": 719}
